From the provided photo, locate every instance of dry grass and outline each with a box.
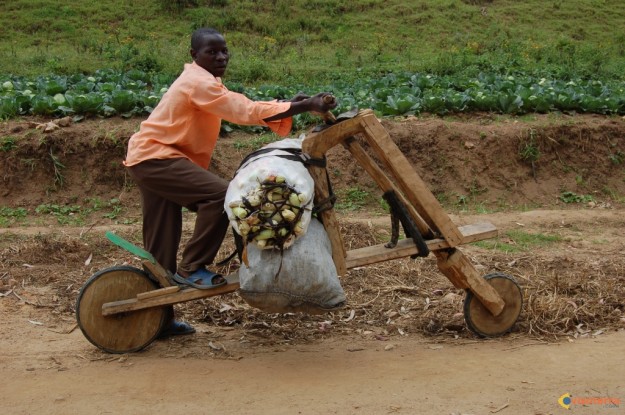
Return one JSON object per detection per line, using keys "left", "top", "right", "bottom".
{"left": 1, "top": 221, "right": 624, "bottom": 348}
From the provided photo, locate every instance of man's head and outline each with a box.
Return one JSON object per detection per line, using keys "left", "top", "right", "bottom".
{"left": 190, "top": 28, "right": 229, "bottom": 77}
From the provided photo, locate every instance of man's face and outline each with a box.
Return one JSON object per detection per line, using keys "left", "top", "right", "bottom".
{"left": 191, "top": 34, "right": 229, "bottom": 77}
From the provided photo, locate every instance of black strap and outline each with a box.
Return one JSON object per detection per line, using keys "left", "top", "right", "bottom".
{"left": 236, "top": 147, "right": 326, "bottom": 174}
{"left": 312, "top": 168, "right": 337, "bottom": 216}
{"left": 382, "top": 190, "right": 430, "bottom": 258}
{"left": 216, "top": 250, "right": 238, "bottom": 266}
{"left": 313, "top": 194, "right": 337, "bottom": 215}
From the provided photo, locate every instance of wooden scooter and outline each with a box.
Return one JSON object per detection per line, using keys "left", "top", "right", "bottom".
{"left": 76, "top": 110, "right": 522, "bottom": 353}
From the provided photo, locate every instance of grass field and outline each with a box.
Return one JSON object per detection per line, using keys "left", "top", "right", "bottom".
{"left": 1, "top": 0, "right": 624, "bottom": 85}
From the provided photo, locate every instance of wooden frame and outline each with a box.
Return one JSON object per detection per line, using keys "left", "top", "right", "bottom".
{"left": 302, "top": 110, "right": 504, "bottom": 316}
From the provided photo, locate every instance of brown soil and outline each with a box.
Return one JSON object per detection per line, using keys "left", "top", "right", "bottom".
{"left": 1, "top": 113, "right": 625, "bottom": 414}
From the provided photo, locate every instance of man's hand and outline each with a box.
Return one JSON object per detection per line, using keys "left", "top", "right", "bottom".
{"left": 264, "top": 92, "right": 337, "bottom": 122}
{"left": 307, "top": 92, "right": 337, "bottom": 113}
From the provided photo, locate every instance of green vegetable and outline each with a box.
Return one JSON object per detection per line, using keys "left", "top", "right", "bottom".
{"left": 53, "top": 93, "right": 66, "bottom": 104}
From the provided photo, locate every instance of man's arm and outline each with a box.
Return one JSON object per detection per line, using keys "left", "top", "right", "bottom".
{"left": 263, "top": 92, "right": 336, "bottom": 122}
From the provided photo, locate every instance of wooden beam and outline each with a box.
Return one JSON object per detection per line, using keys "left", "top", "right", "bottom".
{"left": 301, "top": 110, "right": 370, "bottom": 156}
{"left": 359, "top": 113, "right": 464, "bottom": 247}
{"left": 306, "top": 165, "right": 347, "bottom": 276}
{"left": 436, "top": 249, "right": 505, "bottom": 316}
{"left": 342, "top": 137, "right": 433, "bottom": 238}
{"left": 345, "top": 222, "right": 497, "bottom": 269}
{"left": 301, "top": 113, "right": 368, "bottom": 277}
{"left": 102, "top": 276, "right": 240, "bottom": 316}
{"left": 141, "top": 260, "right": 173, "bottom": 288}
{"left": 136, "top": 285, "right": 179, "bottom": 300}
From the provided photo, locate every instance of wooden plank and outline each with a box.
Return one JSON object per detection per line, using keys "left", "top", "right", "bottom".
{"left": 359, "top": 113, "right": 464, "bottom": 247}
{"left": 307, "top": 165, "right": 347, "bottom": 276}
{"left": 141, "top": 260, "right": 173, "bottom": 288}
{"left": 302, "top": 113, "right": 362, "bottom": 277}
{"left": 343, "top": 137, "right": 433, "bottom": 238}
{"left": 301, "top": 109, "right": 371, "bottom": 156}
{"left": 136, "top": 285, "right": 179, "bottom": 300}
{"left": 435, "top": 249, "right": 505, "bottom": 316}
{"left": 346, "top": 222, "right": 497, "bottom": 269}
{"left": 102, "top": 275, "right": 240, "bottom": 316}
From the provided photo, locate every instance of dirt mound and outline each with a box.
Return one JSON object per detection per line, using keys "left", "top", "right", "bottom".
{"left": 2, "top": 113, "right": 625, "bottom": 210}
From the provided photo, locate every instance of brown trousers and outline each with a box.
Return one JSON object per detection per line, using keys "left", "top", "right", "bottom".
{"left": 127, "top": 158, "right": 230, "bottom": 275}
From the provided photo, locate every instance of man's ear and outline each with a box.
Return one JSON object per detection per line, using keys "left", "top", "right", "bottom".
{"left": 190, "top": 48, "right": 197, "bottom": 61}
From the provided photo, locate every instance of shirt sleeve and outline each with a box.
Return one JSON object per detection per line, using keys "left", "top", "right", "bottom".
{"left": 189, "top": 81, "right": 293, "bottom": 137}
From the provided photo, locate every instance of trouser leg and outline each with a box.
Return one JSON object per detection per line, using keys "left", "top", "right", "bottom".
{"left": 179, "top": 191, "right": 229, "bottom": 274}
{"left": 127, "top": 158, "right": 229, "bottom": 275}
{"left": 137, "top": 186, "right": 182, "bottom": 274}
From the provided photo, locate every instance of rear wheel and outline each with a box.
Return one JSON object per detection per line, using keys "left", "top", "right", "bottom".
{"left": 76, "top": 266, "right": 166, "bottom": 353}
{"left": 464, "top": 272, "right": 523, "bottom": 337}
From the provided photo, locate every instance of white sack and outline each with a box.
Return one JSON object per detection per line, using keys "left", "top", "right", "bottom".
{"left": 224, "top": 138, "right": 315, "bottom": 249}
{"left": 238, "top": 218, "right": 346, "bottom": 314}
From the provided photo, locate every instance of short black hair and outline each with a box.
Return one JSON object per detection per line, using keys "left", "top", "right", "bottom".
{"left": 191, "top": 28, "right": 223, "bottom": 50}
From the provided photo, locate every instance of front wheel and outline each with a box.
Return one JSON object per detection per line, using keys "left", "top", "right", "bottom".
{"left": 76, "top": 265, "right": 166, "bottom": 353}
{"left": 463, "top": 272, "right": 523, "bottom": 337}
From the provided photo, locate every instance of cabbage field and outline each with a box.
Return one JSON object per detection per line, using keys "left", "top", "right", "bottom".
{"left": 2, "top": 69, "right": 624, "bottom": 127}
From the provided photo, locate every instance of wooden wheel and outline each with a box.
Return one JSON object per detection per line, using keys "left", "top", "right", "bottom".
{"left": 464, "top": 272, "right": 523, "bottom": 337}
{"left": 76, "top": 266, "right": 166, "bottom": 353}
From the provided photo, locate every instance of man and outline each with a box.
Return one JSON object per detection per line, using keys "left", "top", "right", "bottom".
{"left": 124, "top": 28, "right": 336, "bottom": 337}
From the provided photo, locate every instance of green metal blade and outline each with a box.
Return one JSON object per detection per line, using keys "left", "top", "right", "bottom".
{"left": 105, "top": 231, "right": 155, "bottom": 263}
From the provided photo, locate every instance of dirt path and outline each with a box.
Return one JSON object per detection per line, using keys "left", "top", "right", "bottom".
{"left": 1, "top": 301, "right": 623, "bottom": 415}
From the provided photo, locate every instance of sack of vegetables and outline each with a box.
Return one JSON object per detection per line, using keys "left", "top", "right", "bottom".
{"left": 224, "top": 138, "right": 315, "bottom": 250}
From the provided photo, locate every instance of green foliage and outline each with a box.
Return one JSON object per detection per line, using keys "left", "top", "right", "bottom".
{"left": 108, "top": 90, "right": 138, "bottom": 116}
{"left": 1, "top": 1, "right": 625, "bottom": 125}
{"left": 609, "top": 151, "right": 624, "bottom": 165}
{"left": 0, "top": 206, "right": 28, "bottom": 226}
{"left": 35, "top": 204, "right": 80, "bottom": 215}
{"left": 0, "top": 96, "right": 21, "bottom": 119}
{"left": 335, "top": 187, "right": 371, "bottom": 211}
{"left": 102, "top": 198, "right": 123, "bottom": 219}
{"left": 158, "top": 0, "right": 199, "bottom": 13}
{"left": 473, "top": 229, "right": 562, "bottom": 253}
{"left": 1, "top": 0, "right": 625, "bottom": 84}
{"left": 84, "top": 197, "right": 124, "bottom": 219}
{"left": 559, "top": 191, "right": 594, "bottom": 204}
{"left": 2, "top": 70, "right": 624, "bottom": 122}
{"left": 35, "top": 203, "right": 81, "bottom": 224}
{"left": 519, "top": 128, "right": 541, "bottom": 163}
{"left": 232, "top": 132, "right": 279, "bottom": 150}
{"left": 0, "top": 136, "right": 18, "bottom": 151}
{"left": 4, "top": 198, "right": 129, "bottom": 226}
{"left": 0, "top": 206, "right": 28, "bottom": 218}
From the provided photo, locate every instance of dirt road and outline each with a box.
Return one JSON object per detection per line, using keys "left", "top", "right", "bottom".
{"left": 1, "top": 303, "right": 623, "bottom": 415}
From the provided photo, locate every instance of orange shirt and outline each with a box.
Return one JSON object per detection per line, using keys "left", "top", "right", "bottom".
{"left": 125, "top": 62, "right": 292, "bottom": 169}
